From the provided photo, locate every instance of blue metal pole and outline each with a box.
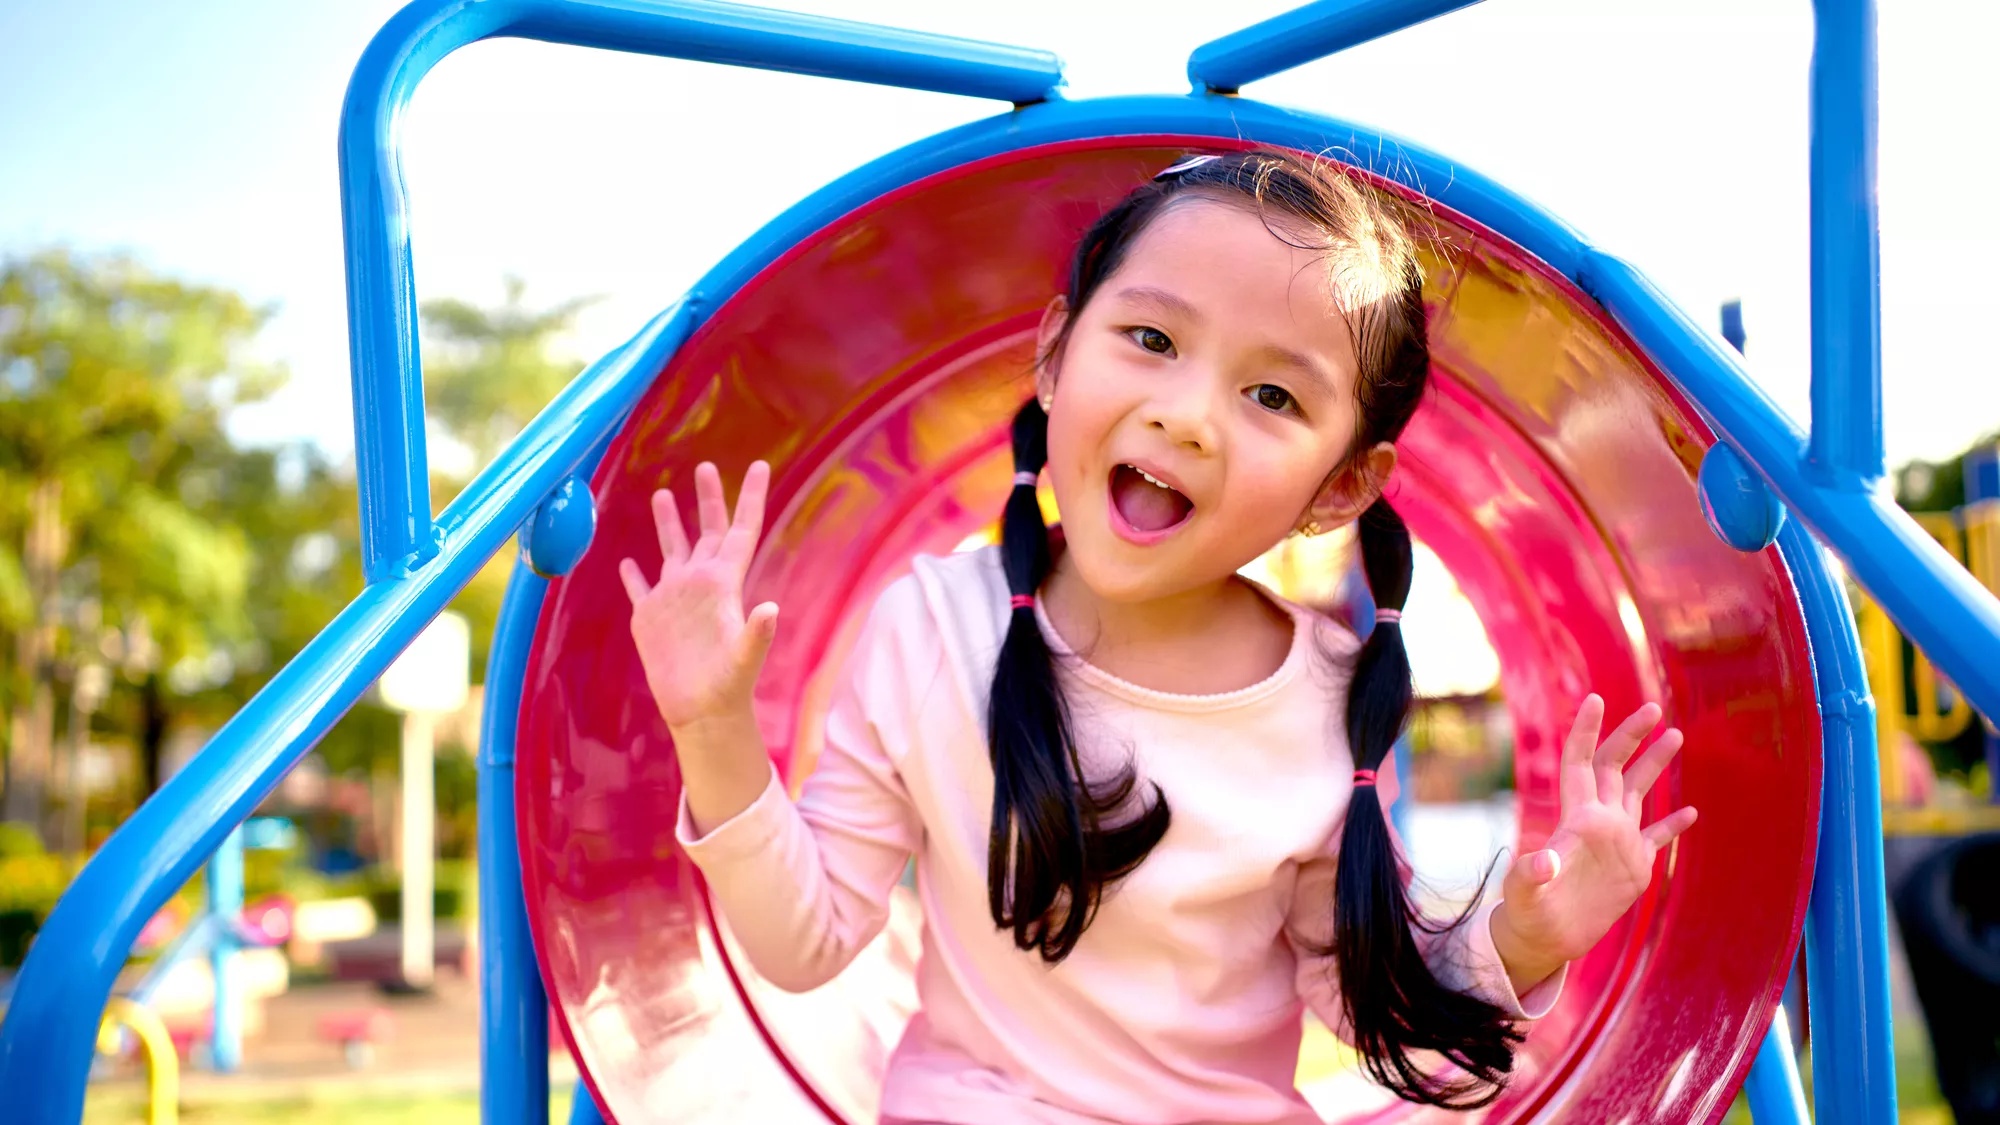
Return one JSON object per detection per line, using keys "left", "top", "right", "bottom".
{"left": 568, "top": 1085, "right": 609, "bottom": 1125}
{"left": 0, "top": 304, "right": 693, "bottom": 1124}
{"left": 1967, "top": 444, "right": 2000, "bottom": 804}
{"left": 479, "top": 563, "right": 552, "bottom": 1125}
{"left": 1806, "top": 0, "right": 1883, "bottom": 489}
{"left": 340, "top": 0, "right": 1063, "bottom": 582}
{"left": 206, "top": 826, "right": 245, "bottom": 1073}
{"left": 1585, "top": 250, "right": 2000, "bottom": 723}
{"left": 1743, "top": 1006, "right": 1810, "bottom": 1125}
{"left": 1187, "top": 0, "right": 1485, "bottom": 92}
{"left": 1777, "top": 518, "right": 1898, "bottom": 1123}
{"left": 1390, "top": 732, "right": 1413, "bottom": 842}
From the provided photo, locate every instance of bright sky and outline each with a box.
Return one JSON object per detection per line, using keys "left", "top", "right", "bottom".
{"left": 3, "top": 0, "right": 1995, "bottom": 473}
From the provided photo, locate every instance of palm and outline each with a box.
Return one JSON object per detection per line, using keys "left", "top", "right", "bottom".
{"left": 1498, "top": 697, "right": 1698, "bottom": 967}
{"left": 620, "top": 461, "right": 780, "bottom": 730}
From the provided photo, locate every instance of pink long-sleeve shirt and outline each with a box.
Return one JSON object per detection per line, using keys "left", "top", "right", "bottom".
{"left": 676, "top": 547, "right": 1562, "bottom": 1125}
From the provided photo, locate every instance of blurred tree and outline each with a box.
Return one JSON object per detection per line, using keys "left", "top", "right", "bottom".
{"left": 0, "top": 257, "right": 597, "bottom": 857}
{"left": 422, "top": 276, "right": 596, "bottom": 467}
{"left": 0, "top": 249, "right": 280, "bottom": 845}
{"left": 420, "top": 277, "right": 596, "bottom": 678}
{"left": 1895, "top": 431, "right": 1995, "bottom": 513}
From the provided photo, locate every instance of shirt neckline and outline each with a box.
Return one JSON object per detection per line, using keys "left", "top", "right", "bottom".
{"left": 1029, "top": 582, "right": 1312, "bottom": 714}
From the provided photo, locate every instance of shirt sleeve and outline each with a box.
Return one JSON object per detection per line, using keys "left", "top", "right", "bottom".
{"left": 673, "top": 585, "right": 924, "bottom": 994}
{"left": 1284, "top": 841, "right": 1566, "bottom": 1044}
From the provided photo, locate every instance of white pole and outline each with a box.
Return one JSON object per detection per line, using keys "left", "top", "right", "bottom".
{"left": 400, "top": 709, "right": 435, "bottom": 990}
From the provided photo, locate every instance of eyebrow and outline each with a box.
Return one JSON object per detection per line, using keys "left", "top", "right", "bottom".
{"left": 1254, "top": 343, "right": 1338, "bottom": 399}
{"left": 1114, "top": 286, "right": 1339, "bottom": 399}
{"left": 1114, "top": 285, "right": 1201, "bottom": 324}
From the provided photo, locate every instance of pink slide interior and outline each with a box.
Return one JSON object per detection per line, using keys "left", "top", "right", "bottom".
{"left": 516, "top": 140, "right": 1822, "bottom": 1124}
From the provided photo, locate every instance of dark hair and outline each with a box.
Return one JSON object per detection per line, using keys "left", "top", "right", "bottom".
{"left": 988, "top": 149, "right": 1520, "bottom": 1106}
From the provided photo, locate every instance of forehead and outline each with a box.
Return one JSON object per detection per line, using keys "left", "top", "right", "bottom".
{"left": 1108, "top": 196, "right": 1355, "bottom": 353}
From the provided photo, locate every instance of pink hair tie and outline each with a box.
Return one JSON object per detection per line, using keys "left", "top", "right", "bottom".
{"left": 1374, "top": 609, "right": 1402, "bottom": 624}
{"left": 1010, "top": 595, "right": 1035, "bottom": 610}
{"left": 1352, "top": 769, "right": 1378, "bottom": 787}
{"left": 1013, "top": 471, "right": 1039, "bottom": 487}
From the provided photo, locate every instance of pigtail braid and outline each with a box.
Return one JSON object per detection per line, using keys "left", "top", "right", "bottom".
{"left": 1328, "top": 498, "right": 1522, "bottom": 1107}
{"left": 987, "top": 400, "right": 1170, "bottom": 962}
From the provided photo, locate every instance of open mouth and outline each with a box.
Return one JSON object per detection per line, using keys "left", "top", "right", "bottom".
{"left": 1110, "top": 464, "right": 1194, "bottom": 536}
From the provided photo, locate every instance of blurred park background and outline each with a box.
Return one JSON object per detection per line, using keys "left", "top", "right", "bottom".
{"left": 3, "top": 0, "right": 1998, "bottom": 1121}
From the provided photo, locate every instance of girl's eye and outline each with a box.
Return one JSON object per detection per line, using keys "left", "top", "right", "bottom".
{"left": 1128, "top": 327, "right": 1175, "bottom": 356}
{"left": 1252, "top": 384, "right": 1298, "bottom": 414}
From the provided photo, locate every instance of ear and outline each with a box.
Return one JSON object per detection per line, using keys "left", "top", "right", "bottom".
{"left": 1305, "top": 441, "right": 1398, "bottom": 531}
{"left": 1034, "top": 296, "right": 1069, "bottom": 410}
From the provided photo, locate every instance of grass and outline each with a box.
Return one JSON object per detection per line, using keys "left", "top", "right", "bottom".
{"left": 1718, "top": 1010, "right": 1953, "bottom": 1124}
{"left": 82, "top": 1010, "right": 1957, "bottom": 1124}
{"left": 83, "top": 1088, "right": 575, "bottom": 1124}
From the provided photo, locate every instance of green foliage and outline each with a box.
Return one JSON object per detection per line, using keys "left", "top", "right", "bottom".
{"left": 0, "top": 249, "right": 593, "bottom": 898}
{"left": 0, "top": 247, "right": 281, "bottom": 669}
{"left": 418, "top": 277, "right": 595, "bottom": 677}
{"left": 0, "top": 821, "right": 45, "bottom": 857}
{"left": 421, "top": 276, "right": 595, "bottom": 468}
{"left": 362, "top": 858, "right": 475, "bottom": 922}
{"left": 1895, "top": 431, "right": 1997, "bottom": 513}
{"left": 0, "top": 852, "right": 81, "bottom": 915}
{"left": 0, "top": 852, "right": 85, "bottom": 966}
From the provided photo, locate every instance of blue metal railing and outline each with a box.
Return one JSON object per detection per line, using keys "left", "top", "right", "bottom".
{"left": 1807, "top": 0, "right": 1883, "bottom": 489}
{"left": 3, "top": 0, "right": 1990, "bottom": 1122}
{"left": 0, "top": 303, "right": 693, "bottom": 1122}
{"left": 1187, "top": 0, "right": 1483, "bottom": 92}
{"left": 479, "top": 565, "right": 554, "bottom": 1125}
{"left": 339, "top": 0, "right": 1065, "bottom": 583}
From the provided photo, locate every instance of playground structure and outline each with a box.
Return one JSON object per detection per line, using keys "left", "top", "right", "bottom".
{"left": 4, "top": 0, "right": 1999, "bottom": 1122}
{"left": 1853, "top": 442, "right": 2000, "bottom": 824}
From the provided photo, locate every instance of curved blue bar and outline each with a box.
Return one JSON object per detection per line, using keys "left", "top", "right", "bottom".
{"left": 639, "top": 90, "right": 2000, "bottom": 723}
{"left": 1583, "top": 250, "right": 2000, "bottom": 718}
{"left": 1187, "top": 0, "right": 1484, "bottom": 92}
{"left": 1807, "top": 0, "right": 1883, "bottom": 488}
{"left": 0, "top": 302, "right": 695, "bottom": 1123}
{"left": 339, "top": 0, "right": 1065, "bottom": 582}
{"left": 11, "top": 69, "right": 1959, "bottom": 1120}
{"left": 1742, "top": 1007, "right": 1810, "bottom": 1125}
{"left": 1775, "top": 519, "right": 1897, "bottom": 1124}
{"left": 479, "top": 562, "right": 553, "bottom": 1125}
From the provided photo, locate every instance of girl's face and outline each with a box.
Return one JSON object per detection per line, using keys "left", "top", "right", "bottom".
{"left": 1038, "top": 195, "right": 1394, "bottom": 605}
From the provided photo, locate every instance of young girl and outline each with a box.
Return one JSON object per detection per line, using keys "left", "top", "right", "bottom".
{"left": 620, "top": 150, "right": 1697, "bottom": 1124}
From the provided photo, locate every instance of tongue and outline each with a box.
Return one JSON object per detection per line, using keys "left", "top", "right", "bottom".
{"left": 1112, "top": 466, "right": 1193, "bottom": 532}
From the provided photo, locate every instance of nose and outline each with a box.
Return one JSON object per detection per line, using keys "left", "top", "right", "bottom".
{"left": 1144, "top": 370, "right": 1220, "bottom": 453}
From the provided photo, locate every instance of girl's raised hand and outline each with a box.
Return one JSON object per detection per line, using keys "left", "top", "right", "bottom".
{"left": 620, "top": 461, "right": 780, "bottom": 732}
{"left": 1491, "top": 696, "right": 1698, "bottom": 984}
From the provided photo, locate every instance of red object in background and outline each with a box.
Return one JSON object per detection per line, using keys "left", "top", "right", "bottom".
{"left": 315, "top": 1008, "right": 393, "bottom": 1044}
{"left": 516, "top": 140, "right": 1821, "bottom": 1124}
{"left": 134, "top": 900, "right": 189, "bottom": 953}
{"left": 241, "top": 895, "right": 295, "bottom": 947}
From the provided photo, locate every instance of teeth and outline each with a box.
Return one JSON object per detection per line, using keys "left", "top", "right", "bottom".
{"left": 1131, "top": 466, "right": 1173, "bottom": 490}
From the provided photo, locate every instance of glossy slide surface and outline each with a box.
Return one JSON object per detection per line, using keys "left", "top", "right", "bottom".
{"left": 517, "top": 139, "right": 1821, "bottom": 1124}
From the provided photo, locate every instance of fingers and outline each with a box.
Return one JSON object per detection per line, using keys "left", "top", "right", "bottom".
{"left": 726, "top": 461, "right": 771, "bottom": 569}
{"left": 1501, "top": 847, "right": 1562, "bottom": 918}
{"left": 1595, "top": 702, "right": 1663, "bottom": 804}
{"left": 1517, "top": 848, "right": 1561, "bottom": 887}
{"left": 735, "top": 601, "right": 781, "bottom": 671}
{"left": 652, "top": 489, "right": 690, "bottom": 571}
{"left": 1560, "top": 694, "right": 1604, "bottom": 810}
{"left": 1622, "top": 727, "right": 1686, "bottom": 813}
{"left": 693, "top": 462, "right": 729, "bottom": 556}
{"left": 619, "top": 558, "right": 650, "bottom": 606}
{"left": 1641, "top": 805, "right": 1699, "bottom": 848}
